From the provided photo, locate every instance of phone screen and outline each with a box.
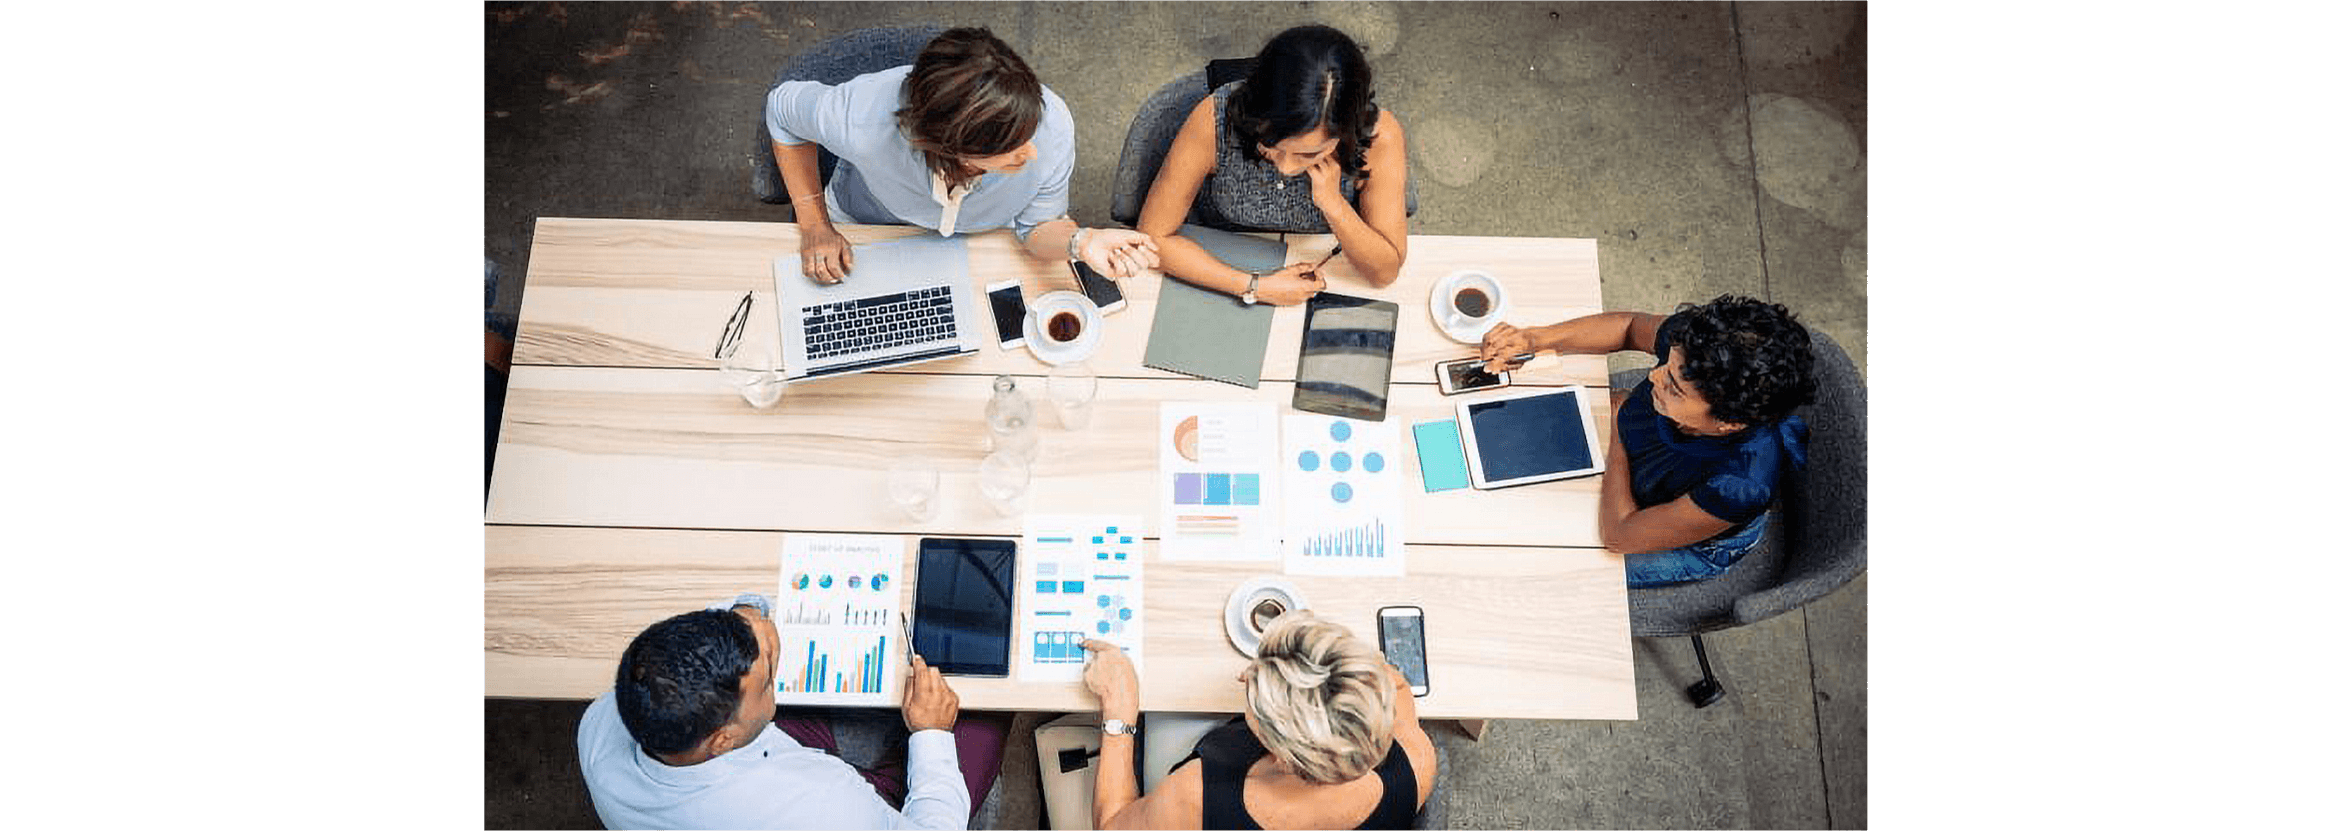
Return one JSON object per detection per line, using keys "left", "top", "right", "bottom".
{"left": 1072, "top": 261, "right": 1125, "bottom": 311}
{"left": 1378, "top": 609, "right": 1429, "bottom": 693}
{"left": 1444, "top": 359, "right": 1505, "bottom": 392}
{"left": 986, "top": 284, "right": 1027, "bottom": 347}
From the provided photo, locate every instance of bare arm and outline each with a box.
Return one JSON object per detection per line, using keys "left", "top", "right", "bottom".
{"left": 1478, "top": 311, "right": 1668, "bottom": 374}
{"left": 773, "top": 140, "right": 855, "bottom": 285}
{"left": 1306, "top": 110, "right": 1411, "bottom": 287}
{"left": 1137, "top": 97, "right": 1255, "bottom": 295}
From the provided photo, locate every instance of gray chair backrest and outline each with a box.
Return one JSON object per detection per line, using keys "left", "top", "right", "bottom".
{"left": 1618, "top": 329, "right": 1867, "bottom": 634}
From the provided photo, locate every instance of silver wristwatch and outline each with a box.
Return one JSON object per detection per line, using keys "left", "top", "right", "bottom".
{"left": 1101, "top": 717, "right": 1136, "bottom": 736}
{"left": 1241, "top": 271, "right": 1263, "bottom": 305}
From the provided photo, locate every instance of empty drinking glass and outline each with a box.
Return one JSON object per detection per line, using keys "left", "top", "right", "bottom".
{"left": 1047, "top": 362, "right": 1097, "bottom": 430}
{"left": 886, "top": 459, "right": 941, "bottom": 522}
{"left": 718, "top": 342, "right": 786, "bottom": 409}
{"left": 977, "top": 450, "right": 1031, "bottom": 517}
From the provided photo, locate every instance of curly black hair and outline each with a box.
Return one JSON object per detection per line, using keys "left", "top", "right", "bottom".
{"left": 1227, "top": 25, "right": 1380, "bottom": 180}
{"left": 613, "top": 609, "right": 759, "bottom": 756}
{"left": 1668, "top": 295, "right": 1818, "bottom": 428}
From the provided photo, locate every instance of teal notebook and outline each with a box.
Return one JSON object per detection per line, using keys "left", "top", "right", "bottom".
{"left": 1141, "top": 225, "right": 1285, "bottom": 388}
{"left": 1412, "top": 419, "right": 1472, "bottom": 492}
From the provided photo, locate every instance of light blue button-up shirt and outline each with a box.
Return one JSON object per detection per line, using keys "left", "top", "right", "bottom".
{"left": 765, "top": 65, "right": 1074, "bottom": 243}
{"left": 577, "top": 595, "right": 970, "bottom": 829}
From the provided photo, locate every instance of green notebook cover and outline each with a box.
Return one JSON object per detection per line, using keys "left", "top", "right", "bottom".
{"left": 1141, "top": 225, "right": 1285, "bottom": 388}
{"left": 1412, "top": 418, "right": 1472, "bottom": 493}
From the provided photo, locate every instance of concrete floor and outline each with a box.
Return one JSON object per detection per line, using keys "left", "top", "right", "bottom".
{"left": 485, "top": 2, "right": 1866, "bottom": 827}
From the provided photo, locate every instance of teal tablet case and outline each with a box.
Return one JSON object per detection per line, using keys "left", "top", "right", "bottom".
{"left": 1412, "top": 418, "right": 1472, "bottom": 493}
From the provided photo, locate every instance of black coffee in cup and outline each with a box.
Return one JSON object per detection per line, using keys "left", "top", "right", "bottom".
{"left": 1047, "top": 311, "right": 1083, "bottom": 342}
{"left": 1453, "top": 287, "right": 1491, "bottom": 318}
{"left": 1250, "top": 599, "right": 1287, "bottom": 633}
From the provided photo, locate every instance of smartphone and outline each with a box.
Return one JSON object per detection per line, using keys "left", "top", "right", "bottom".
{"left": 1435, "top": 357, "right": 1511, "bottom": 395}
{"left": 985, "top": 279, "right": 1028, "bottom": 350}
{"left": 1071, "top": 261, "right": 1127, "bottom": 314}
{"left": 1376, "top": 606, "right": 1429, "bottom": 697}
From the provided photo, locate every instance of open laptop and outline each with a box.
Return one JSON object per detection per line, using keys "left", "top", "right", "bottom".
{"left": 771, "top": 234, "right": 983, "bottom": 381}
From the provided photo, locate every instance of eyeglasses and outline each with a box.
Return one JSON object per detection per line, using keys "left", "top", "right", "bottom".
{"left": 714, "top": 291, "right": 753, "bottom": 360}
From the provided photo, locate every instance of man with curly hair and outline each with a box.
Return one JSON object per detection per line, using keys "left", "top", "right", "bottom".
{"left": 1478, "top": 295, "right": 1818, "bottom": 585}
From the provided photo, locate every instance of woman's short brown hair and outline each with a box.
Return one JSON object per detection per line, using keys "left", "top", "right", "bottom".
{"left": 896, "top": 27, "right": 1043, "bottom": 189}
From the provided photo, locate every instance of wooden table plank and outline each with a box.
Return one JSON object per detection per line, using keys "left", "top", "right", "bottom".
{"left": 486, "top": 525, "right": 1636, "bottom": 720}
{"left": 486, "top": 367, "right": 1614, "bottom": 549}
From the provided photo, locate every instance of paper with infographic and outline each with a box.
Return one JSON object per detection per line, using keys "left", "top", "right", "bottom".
{"left": 1018, "top": 515, "right": 1146, "bottom": 682}
{"left": 1279, "top": 414, "right": 1407, "bottom": 576}
{"left": 773, "top": 533, "right": 903, "bottom": 706}
{"left": 1158, "top": 402, "right": 1282, "bottom": 560}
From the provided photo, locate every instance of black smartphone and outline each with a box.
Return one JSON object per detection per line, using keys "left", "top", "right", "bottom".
{"left": 1435, "top": 357, "right": 1511, "bottom": 395}
{"left": 1071, "top": 261, "right": 1127, "bottom": 314}
{"left": 1376, "top": 606, "right": 1430, "bottom": 697}
{"left": 912, "top": 538, "right": 1017, "bottom": 677}
{"left": 985, "top": 279, "right": 1027, "bottom": 350}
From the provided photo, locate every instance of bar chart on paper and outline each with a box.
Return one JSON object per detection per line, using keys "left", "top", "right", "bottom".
{"left": 775, "top": 533, "right": 903, "bottom": 705}
{"left": 1281, "top": 415, "right": 1407, "bottom": 576}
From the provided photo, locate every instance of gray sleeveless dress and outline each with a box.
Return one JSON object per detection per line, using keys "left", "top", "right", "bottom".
{"left": 1192, "top": 81, "right": 1368, "bottom": 233}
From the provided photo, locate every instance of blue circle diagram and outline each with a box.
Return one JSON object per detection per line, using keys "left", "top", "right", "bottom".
{"left": 1298, "top": 451, "right": 1320, "bottom": 471}
{"left": 872, "top": 574, "right": 889, "bottom": 591}
{"left": 1365, "top": 452, "right": 1385, "bottom": 473}
{"left": 1332, "top": 481, "right": 1354, "bottom": 503}
{"left": 1331, "top": 452, "right": 1353, "bottom": 472}
{"left": 818, "top": 575, "right": 834, "bottom": 589}
{"left": 1119, "top": 607, "right": 1133, "bottom": 621}
{"left": 1097, "top": 620, "right": 1111, "bottom": 634}
{"left": 1097, "top": 594, "right": 1112, "bottom": 608}
{"left": 1330, "top": 421, "right": 1353, "bottom": 442}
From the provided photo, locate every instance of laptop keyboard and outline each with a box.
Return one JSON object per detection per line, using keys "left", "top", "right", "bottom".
{"left": 802, "top": 285, "right": 959, "bottom": 362}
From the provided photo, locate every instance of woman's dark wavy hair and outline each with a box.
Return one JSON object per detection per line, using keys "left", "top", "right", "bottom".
{"left": 1669, "top": 295, "right": 1818, "bottom": 428}
{"left": 614, "top": 609, "right": 759, "bottom": 756}
{"left": 896, "top": 27, "right": 1044, "bottom": 190}
{"left": 1227, "top": 25, "right": 1379, "bottom": 179}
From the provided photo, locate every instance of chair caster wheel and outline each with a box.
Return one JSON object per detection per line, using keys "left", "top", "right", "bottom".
{"left": 1687, "top": 678, "right": 1725, "bottom": 708}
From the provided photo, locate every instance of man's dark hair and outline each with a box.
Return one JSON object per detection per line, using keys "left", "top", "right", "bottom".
{"left": 613, "top": 609, "right": 760, "bottom": 756}
{"left": 1229, "top": 25, "right": 1380, "bottom": 178}
{"left": 897, "top": 27, "right": 1044, "bottom": 190}
{"left": 1670, "top": 295, "right": 1818, "bottom": 427}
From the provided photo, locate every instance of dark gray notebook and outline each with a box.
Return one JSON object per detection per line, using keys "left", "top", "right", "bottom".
{"left": 1141, "top": 225, "right": 1286, "bottom": 388}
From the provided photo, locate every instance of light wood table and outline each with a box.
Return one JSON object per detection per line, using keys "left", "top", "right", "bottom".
{"left": 489, "top": 218, "right": 1636, "bottom": 722}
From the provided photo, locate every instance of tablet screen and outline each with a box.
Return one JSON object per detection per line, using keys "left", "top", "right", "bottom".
{"left": 1465, "top": 391, "right": 1595, "bottom": 482}
{"left": 1294, "top": 293, "right": 1398, "bottom": 421}
{"left": 913, "top": 538, "right": 1016, "bottom": 676}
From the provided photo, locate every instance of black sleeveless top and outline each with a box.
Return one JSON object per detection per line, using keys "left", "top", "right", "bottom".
{"left": 1174, "top": 717, "right": 1420, "bottom": 830}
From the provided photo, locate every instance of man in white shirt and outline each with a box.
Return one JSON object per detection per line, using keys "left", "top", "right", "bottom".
{"left": 578, "top": 594, "right": 990, "bottom": 829}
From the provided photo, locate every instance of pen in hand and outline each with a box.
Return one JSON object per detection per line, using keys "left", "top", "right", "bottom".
{"left": 899, "top": 612, "right": 918, "bottom": 667}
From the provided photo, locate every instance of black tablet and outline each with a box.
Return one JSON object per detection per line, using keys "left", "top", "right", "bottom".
{"left": 1293, "top": 293, "right": 1399, "bottom": 421}
{"left": 1458, "top": 387, "right": 1605, "bottom": 488}
{"left": 912, "top": 538, "right": 1017, "bottom": 676}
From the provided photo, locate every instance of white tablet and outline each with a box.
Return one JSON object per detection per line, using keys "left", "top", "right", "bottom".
{"left": 1457, "top": 386, "right": 1605, "bottom": 489}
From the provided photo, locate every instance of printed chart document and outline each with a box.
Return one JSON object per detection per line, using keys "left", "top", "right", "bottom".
{"left": 774, "top": 533, "right": 903, "bottom": 706}
{"left": 1019, "top": 515, "right": 1146, "bottom": 682}
{"left": 1158, "top": 402, "right": 1282, "bottom": 560}
{"left": 1279, "top": 414, "right": 1408, "bottom": 576}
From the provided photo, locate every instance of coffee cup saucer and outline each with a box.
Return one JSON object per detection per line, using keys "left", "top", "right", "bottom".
{"left": 1224, "top": 576, "right": 1311, "bottom": 657}
{"left": 1431, "top": 270, "right": 1509, "bottom": 344}
{"left": 1024, "top": 290, "right": 1103, "bottom": 365}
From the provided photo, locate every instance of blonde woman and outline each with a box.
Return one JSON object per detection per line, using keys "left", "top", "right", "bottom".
{"left": 1078, "top": 611, "right": 1436, "bottom": 829}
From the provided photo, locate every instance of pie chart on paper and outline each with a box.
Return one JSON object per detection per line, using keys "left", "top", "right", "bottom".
{"left": 1171, "top": 415, "right": 1201, "bottom": 463}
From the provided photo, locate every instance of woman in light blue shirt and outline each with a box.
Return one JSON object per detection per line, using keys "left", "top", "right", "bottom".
{"left": 767, "top": 27, "right": 1157, "bottom": 285}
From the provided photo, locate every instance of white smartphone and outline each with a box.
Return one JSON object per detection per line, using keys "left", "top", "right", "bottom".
{"left": 1376, "top": 606, "right": 1430, "bottom": 697}
{"left": 1435, "top": 357, "right": 1511, "bottom": 395}
{"left": 985, "top": 279, "right": 1027, "bottom": 350}
{"left": 1071, "top": 261, "right": 1127, "bottom": 314}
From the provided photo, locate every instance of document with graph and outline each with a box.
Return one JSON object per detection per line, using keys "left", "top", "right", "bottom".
{"left": 1157, "top": 402, "right": 1282, "bottom": 561}
{"left": 1018, "top": 515, "right": 1145, "bottom": 682}
{"left": 773, "top": 533, "right": 903, "bottom": 705}
{"left": 1279, "top": 413, "right": 1407, "bottom": 576}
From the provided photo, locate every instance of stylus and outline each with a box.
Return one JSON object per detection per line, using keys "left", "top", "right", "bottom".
{"left": 898, "top": 612, "right": 918, "bottom": 666}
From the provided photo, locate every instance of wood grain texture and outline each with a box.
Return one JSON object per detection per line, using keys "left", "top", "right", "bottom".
{"left": 486, "top": 525, "right": 1636, "bottom": 720}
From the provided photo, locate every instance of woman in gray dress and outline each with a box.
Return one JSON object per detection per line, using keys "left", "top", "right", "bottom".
{"left": 1136, "top": 25, "right": 1412, "bottom": 306}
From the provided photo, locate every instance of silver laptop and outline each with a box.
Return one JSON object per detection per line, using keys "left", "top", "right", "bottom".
{"left": 771, "top": 235, "right": 982, "bottom": 381}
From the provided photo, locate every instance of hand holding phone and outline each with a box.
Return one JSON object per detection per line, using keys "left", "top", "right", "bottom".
{"left": 1436, "top": 357, "right": 1511, "bottom": 395}
{"left": 1070, "top": 261, "right": 1127, "bottom": 314}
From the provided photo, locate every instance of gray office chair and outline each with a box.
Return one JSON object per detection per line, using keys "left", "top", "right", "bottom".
{"left": 1108, "top": 65, "right": 1417, "bottom": 231}
{"left": 1617, "top": 330, "right": 1866, "bottom": 707}
{"left": 748, "top": 24, "right": 949, "bottom": 207}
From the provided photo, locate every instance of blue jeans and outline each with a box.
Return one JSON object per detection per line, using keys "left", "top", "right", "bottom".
{"left": 1623, "top": 511, "right": 1770, "bottom": 588}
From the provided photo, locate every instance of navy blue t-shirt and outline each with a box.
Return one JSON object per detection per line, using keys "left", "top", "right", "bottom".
{"left": 1616, "top": 311, "right": 1809, "bottom": 532}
